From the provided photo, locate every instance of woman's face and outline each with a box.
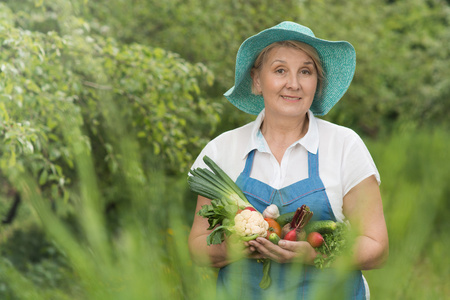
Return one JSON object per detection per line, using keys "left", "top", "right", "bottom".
{"left": 252, "top": 46, "right": 318, "bottom": 120}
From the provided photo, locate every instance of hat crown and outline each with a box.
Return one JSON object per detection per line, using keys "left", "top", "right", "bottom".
{"left": 272, "top": 21, "right": 315, "bottom": 38}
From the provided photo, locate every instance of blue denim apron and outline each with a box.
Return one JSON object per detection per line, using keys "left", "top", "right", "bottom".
{"left": 216, "top": 149, "right": 366, "bottom": 300}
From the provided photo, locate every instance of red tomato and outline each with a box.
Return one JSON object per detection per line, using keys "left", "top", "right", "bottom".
{"left": 264, "top": 218, "right": 282, "bottom": 238}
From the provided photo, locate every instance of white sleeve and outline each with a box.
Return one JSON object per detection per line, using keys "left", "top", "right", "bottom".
{"left": 341, "top": 133, "right": 380, "bottom": 196}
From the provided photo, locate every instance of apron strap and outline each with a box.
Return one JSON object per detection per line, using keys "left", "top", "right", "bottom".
{"left": 242, "top": 149, "right": 256, "bottom": 177}
{"left": 308, "top": 150, "right": 319, "bottom": 178}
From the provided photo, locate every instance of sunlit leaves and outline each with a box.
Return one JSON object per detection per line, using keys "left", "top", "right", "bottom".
{"left": 0, "top": 3, "right": 219, "bottom": 213}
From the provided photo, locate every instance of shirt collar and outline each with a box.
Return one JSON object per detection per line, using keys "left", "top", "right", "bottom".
{"left": 300, "top": 110, "right": 319, "bottom": 154}
{"left": 243, "top": 109, "right": 319, "bottom": 159}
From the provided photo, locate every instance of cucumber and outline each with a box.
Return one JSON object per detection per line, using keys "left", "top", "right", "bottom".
{"left": 305, "top": 220, "right": 337, "bottom": 234}
{"left": 268, "top": 233, "right": 281, "bottom": 245}
{"left": 276, "top": 212, "right": 296, "bottom": 227}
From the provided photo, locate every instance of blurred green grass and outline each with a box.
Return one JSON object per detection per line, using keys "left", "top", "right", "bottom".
{"left": 364, "top": 129, "right": 450, "bottom": 299}
{"left": 2, "top": 113, "right": 449, "bottom": 299}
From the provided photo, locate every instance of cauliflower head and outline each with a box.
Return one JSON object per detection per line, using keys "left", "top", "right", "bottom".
{"left": 234, "top": 209, "right": 269, "bottom": 238}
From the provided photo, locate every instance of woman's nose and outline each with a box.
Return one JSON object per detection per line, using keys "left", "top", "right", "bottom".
{"left": 286, "top": 73, "right": 300, "bottom": 90}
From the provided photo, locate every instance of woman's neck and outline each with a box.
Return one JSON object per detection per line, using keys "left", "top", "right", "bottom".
{"left": 260, "top": 112, "right": 309, "bottom": 163}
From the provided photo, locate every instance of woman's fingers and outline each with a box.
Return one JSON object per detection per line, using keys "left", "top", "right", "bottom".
{"left": 247, "top": 251, "right": 266, "bottom": 260}
{"left": 277, "top": 239, "right": 303, "bottom": 251}
{"left": 248, "top": 238, "right": 292, "bottom": 263}
{"left": 278, "top": 240, "right": 317, "bottom": 264}
{"left": 243, "top": 241, "right": 257, "bottom": 253}
{"left": 249, "top": 238, "right": 316, "bottom": 264}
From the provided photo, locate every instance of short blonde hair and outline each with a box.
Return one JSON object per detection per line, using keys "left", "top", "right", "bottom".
{"left": 251, "top": 40, "right": 325, "bottom": 95}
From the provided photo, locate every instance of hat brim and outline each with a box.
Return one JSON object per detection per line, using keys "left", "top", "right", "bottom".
{"left": 224, "top": 22, "right": 356, "bottom": 116}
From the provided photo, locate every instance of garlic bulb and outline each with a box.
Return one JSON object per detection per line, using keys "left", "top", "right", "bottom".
{"left": 262, "top": 204, "right": 280, "bottom": 219}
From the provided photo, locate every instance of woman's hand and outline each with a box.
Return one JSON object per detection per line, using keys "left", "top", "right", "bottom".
{"left": 226, "top": 235, "right": 263, "bottom": 262}
{"left": 189, "top": 195, "right": 263, "bottom": 268}
{"left": 247, "top": 237, "right": 317, "bottom": 264}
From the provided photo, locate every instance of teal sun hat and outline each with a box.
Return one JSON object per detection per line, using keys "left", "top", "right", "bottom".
{"left": 224, "top": 21, "right": 356, "bottom": 116}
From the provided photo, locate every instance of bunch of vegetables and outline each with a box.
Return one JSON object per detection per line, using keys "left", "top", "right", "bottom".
{"left": 188, "top": 155, "right": 269, "bottom": 245}
{"left": 276, "top": 208, "right": 351, "bottom": 269}
{"left": 188, "top": 155, "right": 350, "bottom": 288}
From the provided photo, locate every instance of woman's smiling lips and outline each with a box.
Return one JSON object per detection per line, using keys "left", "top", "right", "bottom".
{"left": 281, "top": 95, "right": 302, "bottom": 102}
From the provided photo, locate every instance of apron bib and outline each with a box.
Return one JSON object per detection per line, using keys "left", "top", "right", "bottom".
{"left": 216, "top": 150, "right": 366, "bottom": 300}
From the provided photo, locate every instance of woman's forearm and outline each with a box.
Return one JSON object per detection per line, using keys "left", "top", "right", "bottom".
{"left": 188, "top": 195, "right": 233, "bottom": 268}
{"left": 188, "top": 234, "right": 230, "bottom": 268}
{"left": 353, "top": 235, "right": 389, "bottom": 270}
{"left": 343, "top": 176, "right": 389, "bottom": 270}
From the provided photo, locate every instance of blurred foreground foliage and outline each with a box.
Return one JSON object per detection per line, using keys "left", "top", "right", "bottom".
{"left": 0, "top": 0, "right": 449, "bottom": 299}
{"left": 1, "top": 119, "right": 449, "bottom": 299}
{"left": 364, "top": 129, "right": 450, "bottom": 299}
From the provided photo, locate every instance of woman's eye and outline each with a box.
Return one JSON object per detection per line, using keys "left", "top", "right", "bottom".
{"left": 300, "top": 69, "right": 311, "bottom": 75}
{"left": 275, "top": 69, "right": 285, "bottom": 74}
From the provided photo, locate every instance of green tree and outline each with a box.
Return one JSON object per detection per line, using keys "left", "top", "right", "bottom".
{"left": 1, "top": 1, "right": 218, "bottom": 296}
{"left": 0, "top": 1, "right": 218, "bottom": 212}
{"left": 296, "top": 0, "right": 450, "bottom": 136}
{"left": 6, "top": 0, "right": 449, "bottom": 137}
{"left": 77, "top": 0, "right": 305, "bottom": 132}
{"left": 77, "top": 0, "right": 450, "bottom": 136}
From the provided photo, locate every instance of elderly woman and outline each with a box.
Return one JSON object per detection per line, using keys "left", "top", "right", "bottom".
{"left": 188, "top": 21, "right": 388, "bottom": 299}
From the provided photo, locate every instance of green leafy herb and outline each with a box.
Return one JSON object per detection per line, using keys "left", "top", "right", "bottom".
{"left": 313, "top": 222, "right": 351, "bottom": 269}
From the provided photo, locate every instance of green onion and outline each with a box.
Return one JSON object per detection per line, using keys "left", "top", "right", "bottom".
{"left": 188, "top": 155, "right": 250, "bottom": 209}
{"left": 188, "top": 155, "right": 254, "bottom": 245}
{"left": 203, "top": 156, "right": 248, "bottom": 201}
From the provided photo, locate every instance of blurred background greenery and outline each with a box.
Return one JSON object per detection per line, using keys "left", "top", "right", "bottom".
{"left": 0, "top": 0, "right": 449, "bottom": 299}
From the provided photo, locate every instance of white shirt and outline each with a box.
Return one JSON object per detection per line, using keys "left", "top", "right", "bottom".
{"left": 191, "top": 109, "right": 380, "bottom": 223}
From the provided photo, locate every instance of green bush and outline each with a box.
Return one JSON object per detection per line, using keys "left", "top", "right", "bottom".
{"left": 105, "top": 0, "right": 450, "bottom": 136}
{"left": 0, "top": 3, "right": 218, "bottom": 213}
